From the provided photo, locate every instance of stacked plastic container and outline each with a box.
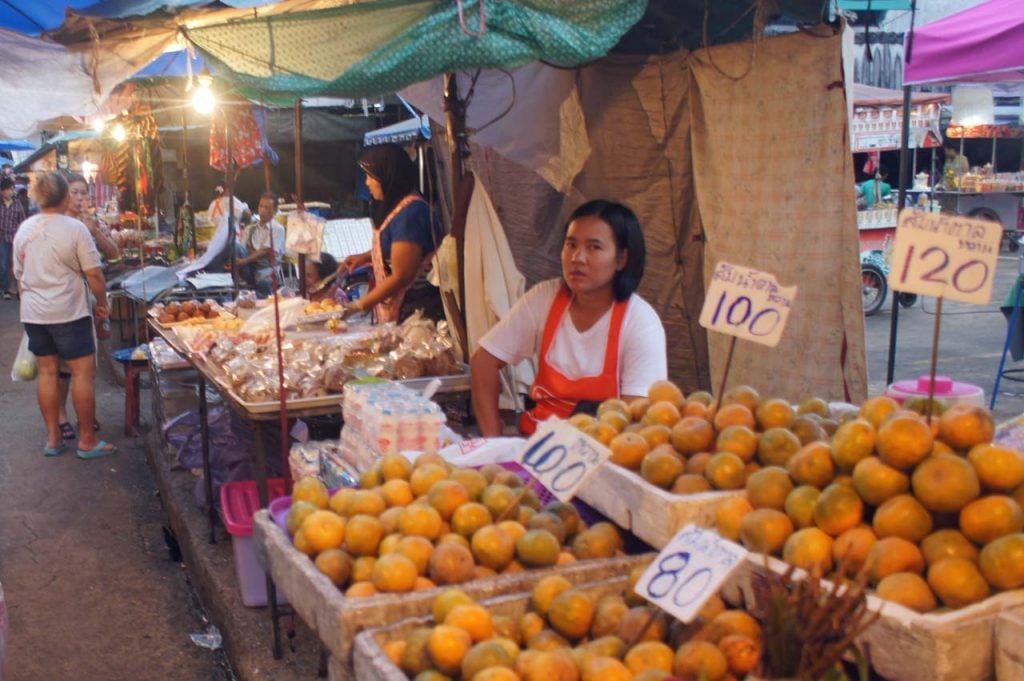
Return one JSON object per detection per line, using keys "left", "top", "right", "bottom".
{"left": 340, "top": 381, "right": 445, "bottom": 472}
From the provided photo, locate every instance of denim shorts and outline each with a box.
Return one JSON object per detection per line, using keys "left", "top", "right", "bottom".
{"left": 24, "top": 317, "right": 96, "bottom": 361}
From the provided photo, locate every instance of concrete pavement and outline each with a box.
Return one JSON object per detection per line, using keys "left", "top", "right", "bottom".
{"left": 0, "top": 300, "right": 232, "bottom": 681}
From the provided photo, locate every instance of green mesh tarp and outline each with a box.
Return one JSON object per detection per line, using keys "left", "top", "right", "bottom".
{"left": 184, "top": 0, "right": 646, "bottom": 102}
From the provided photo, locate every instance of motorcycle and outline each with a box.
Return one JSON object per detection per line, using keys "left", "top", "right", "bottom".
{"left": 861, "top": 249, "right": 917, "bottom": 316}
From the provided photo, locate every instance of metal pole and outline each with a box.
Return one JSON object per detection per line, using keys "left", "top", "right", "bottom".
{"left": 444, "top": 73, "right": 469, "bottom": 340}
{"left": 225, "top": 110, "right": 238, "bottom": 295}
{"left": 886, "top": 85, "right": 914, "bottom": 385}
{"left": 180, "top": 104, "right": 195, "bottom": 258}
{"left": 294, "top": 99, "right": 306, "bottom": 296}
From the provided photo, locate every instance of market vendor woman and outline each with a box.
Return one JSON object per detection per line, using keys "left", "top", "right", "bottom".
{"left": 342, "top": 144, "right": 445, "bottom": 323}
{"left": 471, "top": 200, "right": 667, "bottom": 436}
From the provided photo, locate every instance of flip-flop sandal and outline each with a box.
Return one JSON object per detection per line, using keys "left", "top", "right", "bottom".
{"left": 59, "top": 422, "right": 76, "bottom": 440}
{"left": 77, "top": 440, "right": 117, "bottom": 460}
{"left": 43, "top": 443, "right": 68, "bottom": 457}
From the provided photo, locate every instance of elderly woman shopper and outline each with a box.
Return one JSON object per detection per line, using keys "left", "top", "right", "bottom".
{"left": 13, "top": 172, "right": 116, "bottom": 459}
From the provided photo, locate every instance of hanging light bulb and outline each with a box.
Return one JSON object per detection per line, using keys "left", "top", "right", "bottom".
{"left": 112, "top": 123, "right": 127, "bottom": 142}
{"left": 92, "top": 118, "right": 106, "bottom": 133}
{"left": 193, "top": 67, "right": 215, "bottom": 115}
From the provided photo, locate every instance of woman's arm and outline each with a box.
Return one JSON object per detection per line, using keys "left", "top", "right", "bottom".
{"left": 355, "top": 241, "right": 423, "bottom": 311}
{"left": 471, "top": 347, "right": 508, "bottom": 437}
{"left": 342, "top": 251, "right": 373, "bottom": 273}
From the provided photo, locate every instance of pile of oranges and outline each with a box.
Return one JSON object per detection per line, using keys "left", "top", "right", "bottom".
{"left": 573, "top": 381, "right": 1024, "bottom": 612}
{"left": 382, "top": 563, "right": 761, "bottom": 681}
{"left": 287, "top": 453, "right": 625, "bottom": 597}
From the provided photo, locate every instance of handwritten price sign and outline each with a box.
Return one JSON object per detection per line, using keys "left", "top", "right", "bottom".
{"left": 889, "top": 209, "right": 1002, "bottom": 304}
{"left": 633, "top": 525, "right": 748, "bottom": 623}
{"left": 517, "top": 421, "right": 611, "bottom": 503}
{"left": 699, "top": 262, "right": 798, "bottom": 348}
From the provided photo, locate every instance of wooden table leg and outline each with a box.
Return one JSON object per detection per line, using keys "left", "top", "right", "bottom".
{"left": 253, "top": 421, "right": 283, "bottom": 660}
{"left": 198, "top": 376, "right": 216, "bottom": 545}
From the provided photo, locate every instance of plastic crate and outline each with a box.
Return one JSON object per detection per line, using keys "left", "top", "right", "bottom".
{"left": 221, "top": 479, "right": 289, "bottom": 607}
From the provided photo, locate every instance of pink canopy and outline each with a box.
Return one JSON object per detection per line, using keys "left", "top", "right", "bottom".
{"left": 904, "top": 0, "right": 1024, "bottom": 85}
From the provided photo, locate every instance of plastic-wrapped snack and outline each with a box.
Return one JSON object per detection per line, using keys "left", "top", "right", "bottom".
{"left": 289, "top": 443, "right": 320, "bottom": 481}
{"left": 393, "top": 353, "right": 426, "bottom": 379}
{"left": 236, "top": 289, "right": 258, "bottom": 309}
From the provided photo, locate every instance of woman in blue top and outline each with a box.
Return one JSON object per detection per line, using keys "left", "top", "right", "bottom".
{"left": 342, "top": 144, "right": 445, "bottom": 323}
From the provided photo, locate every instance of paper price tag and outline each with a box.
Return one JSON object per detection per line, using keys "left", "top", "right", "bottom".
{"left": 633, "top": 525, "right": 748, "bottom": 624}
{"left": 699, "top": 262, "right": 797, "bottom": 348}
{"left": 517, "top": 420, "right": 611, "bottom": 503}
{"left": 889, "top": 209, "right": 1002, "bottom": 304}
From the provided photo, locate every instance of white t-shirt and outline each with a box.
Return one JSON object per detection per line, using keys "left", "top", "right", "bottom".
{"left": 479, "top": 278, "right": 667, "bottom": 397}
{"left": 13, "top": 213, "right": 102, "bottom": 324}
{"left": 245, "top": 220, "right": 286, "bottom": 263}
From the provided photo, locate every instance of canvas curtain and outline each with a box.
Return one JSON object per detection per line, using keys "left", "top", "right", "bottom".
{"left": 420, "top": 28, "right": 865, "bottom": 402}
{"left": 690, "top": 29, "right": 867, "bottom": 403}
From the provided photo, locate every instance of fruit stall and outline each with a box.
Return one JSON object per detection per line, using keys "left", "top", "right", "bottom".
{"left": 243, "top": 371, "right": 1024, "bottom": 681}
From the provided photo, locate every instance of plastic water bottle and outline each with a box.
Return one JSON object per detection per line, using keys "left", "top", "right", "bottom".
{"left": 96, "top": 316, "right": 112, "bottom": 341}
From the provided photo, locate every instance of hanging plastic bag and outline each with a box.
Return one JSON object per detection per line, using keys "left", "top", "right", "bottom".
{"left": 10, "top": 333, "right": 37, "bottom": 382}
{"left": 285, "top": 210, "right": 326, "bottom": 257}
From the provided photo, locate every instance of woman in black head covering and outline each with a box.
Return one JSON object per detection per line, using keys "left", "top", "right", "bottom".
{"left": 342, "top": 144, "right": 445, "bottom": 323}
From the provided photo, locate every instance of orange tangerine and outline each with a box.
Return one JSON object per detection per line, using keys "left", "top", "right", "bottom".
{"left": 756, "top": 397, "right": 796, "bottom": 430}
{"left": 959, "top": 495, "right": 1024, "bottom": 544}
{"left": 739, "top": 508, "right": 794, "bottom": 554}
{"left": 979, "top": 533, "right": 1024, "bottom": 590}
{"left": 704, "top": 452, "right": 747, "bottom": 490}
{"left": 911, "top": 455, "right": 981, "bottom": 513}
{"left": 852, "top": 457, "right": 910, "bottom": 506}
{"left": 832, "top": 525, "right": 877, "bottom": 575}
{"left": 643, "top": 400, "right": 682, "bottom": 428}
{"left": 939, "top": 403, "right": 995, "bottom": 450}
{"left": 784, "top": 485, "right": 821, "bottom": 529}
{"left": 831, "top": 418, "right": 877, "bottom": 470}
{"left": 609, "top": 431, "right": 651, "bottom": 470}
{"left": 859, "top": 395, "right": 900, "bottom": 429}
{"left": 786, "top": 441, "right": 835, "bottom": 488}
{"left": 928, "top": 557, "right": 990, "bottom": 608}
{"left": 757, "top": 427, "right": 802, "bottom": 467}
{"left": 867, "top": 537, "right": 926, "bottom": 584}
{"left": 745, "top": 466, "right": 794, "bottom": 511}
{"left": 712, "top": 403, "right": 756, "bottom": 431}
{"left": 428, "top": 479, "right": 471, "bottom": 520}
{"left": 921, "top": 528, "right": 980, "bottom": 567}
{"left": 671, "top": 417, "right": 715, "bottom": 455}
{"left": 722, "top": 385, "right": 761, "bottom": 414}
{"left": 300, "top": 510, "right": 347, "bottom": 553}
{"left": 967, "top": 443, "right": 1024, "bottom": 491}
{"left": 872, "top": 493, "right": 933, "bottom": 542}
{"left": 715, "top": 425, "right": 759, "bottom": 462}
{"left": 399, "top": 504, "right": 444, "bottom": 540}
{"left": 876, "top": 415, "right": 934, "bottom": 470}
{"left": 638, "top": 424, "right": 673, "bottom": 449}
{"left": 371, "top": 553, "right": 419, "bottom": 593}
{"left": 648, "top": 379, "right": 685, "bottom": 407}
{"left": 714, "top": 496, "right": 754, "bottom": 541}
{"left": 783, "top": 527, "right": 834, "bottom": 574}
{"left": 812, "top": 484, "right": 864, "bottom": 537}
{"left": 876, "top": 572, "right": 937, "bottom": 613}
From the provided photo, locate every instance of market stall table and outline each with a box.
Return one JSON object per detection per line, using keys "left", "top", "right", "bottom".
{"left": 147, "top": 315, "right": 470, "bottom": 659}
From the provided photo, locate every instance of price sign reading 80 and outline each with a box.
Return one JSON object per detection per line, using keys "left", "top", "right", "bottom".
{"left": 889, "top": 210, "right": 1002, "bottom": 305}
{"left": 699, "top": 262, "right": 798, "bottom": 348}
{"left": 517, "top": 421, "right": 611, "bottom": 503}
{"left": 633, "top": 525, "right": 748, "bottom": 624}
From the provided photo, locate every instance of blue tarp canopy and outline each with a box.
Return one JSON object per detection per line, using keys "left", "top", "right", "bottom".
{"left": 132, "top": 48, "right": 209, "bottom": 79}
{"left": 0, "top": 139, "right": 36, "bottom": 152}
{"left": 0, "top": 0, "right": 279, "bottom": 36}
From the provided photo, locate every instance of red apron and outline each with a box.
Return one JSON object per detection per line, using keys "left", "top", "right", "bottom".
{"left": 371, "top": 194, "right": 430, "bottom": 324}
{"left": 519, "top": 286, "right": 628, "bottom": 435}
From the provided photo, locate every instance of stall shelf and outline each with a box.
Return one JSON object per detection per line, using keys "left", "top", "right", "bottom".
{"left": 148, "top": 318, "right": 471, "bottom": 658}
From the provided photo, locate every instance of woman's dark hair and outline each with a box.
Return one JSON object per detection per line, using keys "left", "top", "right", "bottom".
{"left": 0, "top": 177, "right": 13, "bottom": 191}
{"left": 358, "top": 144, "right": 418, "bottom": 227}
{"left": 66, "top": 173, "right": 87, "bottom": 186}
{"left": 315, "top": 252, "right": 338, "bottom": 280}
{"left": 565, "top": 199, "right": 646, "bottom": 301}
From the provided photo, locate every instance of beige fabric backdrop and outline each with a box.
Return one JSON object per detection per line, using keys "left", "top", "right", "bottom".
{"left": 690, "top": 29, "right": 867, "bottom": 403}
{"left": 454, "top": 28, "right": 865, "bottom": 402}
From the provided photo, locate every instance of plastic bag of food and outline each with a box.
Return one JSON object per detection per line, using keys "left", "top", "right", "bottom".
{"left": 10, "top": 333, "right": 37, "bottom": 382}
{"left": 285, "top": 210, "right": 326, "bottom": 256}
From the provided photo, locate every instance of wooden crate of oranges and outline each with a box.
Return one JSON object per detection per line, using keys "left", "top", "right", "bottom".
{"left": 574, "top": 380, "right": 806, "bottom": 549}
{"left": 252, "top": 451, "right": 652, "bottom": 678}
{"left": 710, "top": 392, "right": 1024, "bottom": 681}
{"left": 353, "top": 564, "right": 763, "bottom": 681}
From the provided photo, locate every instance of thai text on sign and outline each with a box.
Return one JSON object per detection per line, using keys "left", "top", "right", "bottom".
{"left": 889, "top": 209, "right": 1002, "bottom": 304}
{"left": 517, "top": 420, "right": 611, "bottom": 503}
{"left": 699, "top": 262, "right": 798, "bottom": 348}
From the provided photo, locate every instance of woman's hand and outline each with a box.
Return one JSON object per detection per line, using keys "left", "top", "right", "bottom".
{"left": 342, "top": 251, "right": 372, "bottom": 273}
{"left": 470, "top": 347, "right": 507, "bottom": 437}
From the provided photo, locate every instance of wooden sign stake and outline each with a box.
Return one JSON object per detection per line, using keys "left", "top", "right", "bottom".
{"left": 714, "top": 336, "right": 738, "bottom": 413}
{"left": 927, "top": 297, "right": 943, "bottom": 425}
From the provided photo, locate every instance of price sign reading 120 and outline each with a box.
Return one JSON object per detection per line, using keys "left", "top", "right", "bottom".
{"left": 699, "top": 262, "right": 798, "bottom": 348}
{"left": 517, "top": 421, "right": 611, "bottom": 503}
{"left": 889, "top": 210, "right": 1002, "bottom": 305}
{"left": 633, "top": 525, "right": 748, "bottom": 624}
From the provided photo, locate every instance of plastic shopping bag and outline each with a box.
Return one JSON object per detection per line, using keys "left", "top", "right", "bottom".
{"left": 10, "top": 333, "right": 37, "bottom": 382}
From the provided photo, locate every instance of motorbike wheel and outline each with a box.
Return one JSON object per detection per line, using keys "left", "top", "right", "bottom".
{"left": 899, "top": 293, "right": 918, "bottom": 308}
{"left": 862, "top": 265, "right": 887, "bottom": 316}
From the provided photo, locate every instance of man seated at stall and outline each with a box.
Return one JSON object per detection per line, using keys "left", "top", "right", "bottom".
{"left": 234, "top": 192, "right": 285, "bottom": 296}
{"left": 860, "top": 164, "right": 892, "bottom": 210}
